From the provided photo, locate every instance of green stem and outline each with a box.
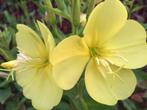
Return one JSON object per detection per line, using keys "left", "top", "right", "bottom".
{"left": 0, "top": 48, "right": 12, "bottom": 60}
{"left": 79, "top": 96, "right": 89, "bottom": 110}
{"left": 63, "top": 94, "right": 80, "bottom": 110}
{"left": 20, "top": 0, "right": 30, "bottom": 22}
{"left": 45, "top": 7, "right": 71, "bottom": 21}
{"left": 77, "top": 78, "right": 89, "bottom": 110}
{"left": 0, "top": 68, "right": 11, "bottom": 72}
{"left": 0, "top": 80, "right": 10, "bottom": 88}
{"left": 52, "top": 25, "right": 64, "bottom": 40}
{"left": 55, "top": 0, "right": 68, "bottom": 13}
{"left": 15, "top": 98, "right": 27, "bottom": 110}
{"left": 71, "top": 0, "right": 80, "bottom": 34}
{"left": 128, "top": 0, "right": 135, "bottom": 18}
{"left": 86, "top": 0, "right": 96, "bottom": 19}
{"left": 44, "top": 0, "right": 57, "bottom": 25}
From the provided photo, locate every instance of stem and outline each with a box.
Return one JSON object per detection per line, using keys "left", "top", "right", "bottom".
{"left": 15, "top": 98, "right": 27, "bottom": 110}
{"left": 128, "top": 0, "right": 135, "bottom": 18}
{"left": 0, "top": 80, "right": 10, "bottom": 88}
{"left": 77, "top": 78, "right": 89, "bottom": 110}
{"left": 0, "top": 68, "right": 11, "bottom": 72}
{"left": 45, "top": 7, "right": 71, "bottom": 21}
{"left": 79, "top": 96, "right": 89, "bottom": 110}
{"left": 86, "top": 0, "right": 96, "bottom": 19}
{"left": 0, "top": 48, "right": 12, "bottom": 60}
{"left": 71, "top": 0, "right": 80, "bottom": 34}
{"left": 52, "top": 25, "right": 64, "bottom": 40}
{"left": 44, "top": 0, "right": 57, "bottom": 25}
{"left": 63, "top": 94, "right": 80, "bottom": 110}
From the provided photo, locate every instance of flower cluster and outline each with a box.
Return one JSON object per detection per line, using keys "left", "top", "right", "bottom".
{"left": 14, "top": 0, "right": 147, "bottom": 110}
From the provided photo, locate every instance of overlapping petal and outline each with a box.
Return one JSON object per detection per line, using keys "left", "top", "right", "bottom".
{"left": 16, "top": 24, "right": 46, "bottom": 58}
{"left": 104, "top": 20, "right": 147, "bottom": 69}
{"left": 51, "top": 36, "right": 90, "bottom": 90}
{"left": 37, "top": 21, "right": 55, "bottom": 52}
{"left": 16, "top": 62, "right": 63, "bottom": 110}
{"left": 83, "top": 0, "right": 128, "bottom": 47}
{"left": 85, "top": 59, "right": 136, "bottom": 105}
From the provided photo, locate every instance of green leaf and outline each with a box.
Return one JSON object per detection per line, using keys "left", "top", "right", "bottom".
{"left": 0, "top": 87, "right": 11, "bottom": 104}
{"left": 54, "top": 101, "right": 70, "bottom": 110}
{"left": 133, "top": 69, "right": 147, "bottom": 82}
{"left": 131, "top": 5, "right": 145, "bottom": 13}
{"left": 27, "top": 107, "right": 36, "bottom": 110}
{"left": 142, "top": 23, "right": 147, "bottom": 30}
{"left": 44, "top": 6, "right": 71, "bottom": 21}
{"left": 5, "top": 100, "right": 18, "bottom": 110}
{"left": 122, "top": 99, "right": 137, "bottom": 110}
{"left": 4, "top": 11, "right": 16, "bottom": 27}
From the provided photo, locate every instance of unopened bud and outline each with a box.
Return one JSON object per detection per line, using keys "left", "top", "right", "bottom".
{"left": 1, "top": 60, "right": 17, "bottom": 69}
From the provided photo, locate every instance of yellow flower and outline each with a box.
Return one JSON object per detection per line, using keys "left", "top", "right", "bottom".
{"left": 51, "top": 0, "right": 147, "bottom": 105}
{"left": 15, "top": 21, "right": 63, "bottom": 110}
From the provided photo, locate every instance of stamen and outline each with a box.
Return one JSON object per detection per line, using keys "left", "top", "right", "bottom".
{"left": 107, "top": 65, "right": 125, "bottom": 83}
{"left": 95, "top": 57, "right": 100, "bottom": 65}
{"left": 115, "top": 54, "right": 128, "bottom": 63}
{"left": 99, "top": 59, "right": 125, "bottom": 83}
{"left": 100, "top": 59, "right": 113, "bottom": 73}
{"left": 98, "top": 66, "right": 107, "bottom": 79}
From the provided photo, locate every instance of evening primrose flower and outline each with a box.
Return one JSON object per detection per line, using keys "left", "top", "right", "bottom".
{"left": 51, "top": 0, "right": 147, "bottom": 105}
{"left": 15, "top": 21, "right": 63, "bottom": 110}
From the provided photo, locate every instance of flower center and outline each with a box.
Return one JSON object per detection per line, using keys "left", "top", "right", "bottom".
{"left": 20, "top": 55, "right": 50, "bottom": 69}
{"left": 90, "top": 47, "right": 103, "bottom": 58}
{"left": 30, "top": 58, "right": 50, "bottom": 69}
{"left": 90, "top": 47, "right": 127, "bottom": 80}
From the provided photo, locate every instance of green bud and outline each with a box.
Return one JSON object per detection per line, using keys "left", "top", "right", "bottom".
{"left": 72, "top": 0, "right": 80, "bottom": 27}
{"left": 44, "top": 0, "right": 56, "bottom": 25}
{"left": 55, "top": 0, "right": 67, "bottom": 12}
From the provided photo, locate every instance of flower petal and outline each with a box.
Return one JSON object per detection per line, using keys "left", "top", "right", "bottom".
{"left": 104, "top": 20, "right": 147, "bottom": 69}
{"left": 51, "top": 36, "right": 90, "bottom": 90}
{"left": 85, "top": 59, "right": 136, "bottom": 105}
{"left": 83, "top": 0, "right": 127, "bottom": 47}
{"left": 37, "top": 21, "right": 55, "bottom": 52}
{"left": 107, "top": 65, "right": 136, "bottom": 100}
{"left": 16, "top": 63, "right": 63, "bottom": 110}
{"left": 16, "top": 24, "right": 46, "bottom": 58}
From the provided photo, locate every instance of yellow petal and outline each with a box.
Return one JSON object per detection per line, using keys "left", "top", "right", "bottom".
{"left": 85, "top": 59, "right": 136, "bottom": 105}
{"left": 51, "top": 36, "right": 90, "bottom": 90}
{"left": 107, "top": 65, "right": 136, "bottom": 100}
{"left": 16, "top": 63, "right": 63, "bottom": 110}
{"left": 37, "top": 21, "right": 55, "bottom": 52}
{"left": 104, "top": 20, "right": 147, "bottom": 69}
{"left": 83, "top": 0, "right": 127, "bottom": 47}
{"left": 53, "top": 56, "right": 89, "bottom": 90}
{"left": 16, "top": 24, "right": 46, "bottom": 58}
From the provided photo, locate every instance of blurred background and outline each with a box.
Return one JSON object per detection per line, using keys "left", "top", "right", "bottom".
{"left": 0, "top": 0, "right": 147, "bottom": 110}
